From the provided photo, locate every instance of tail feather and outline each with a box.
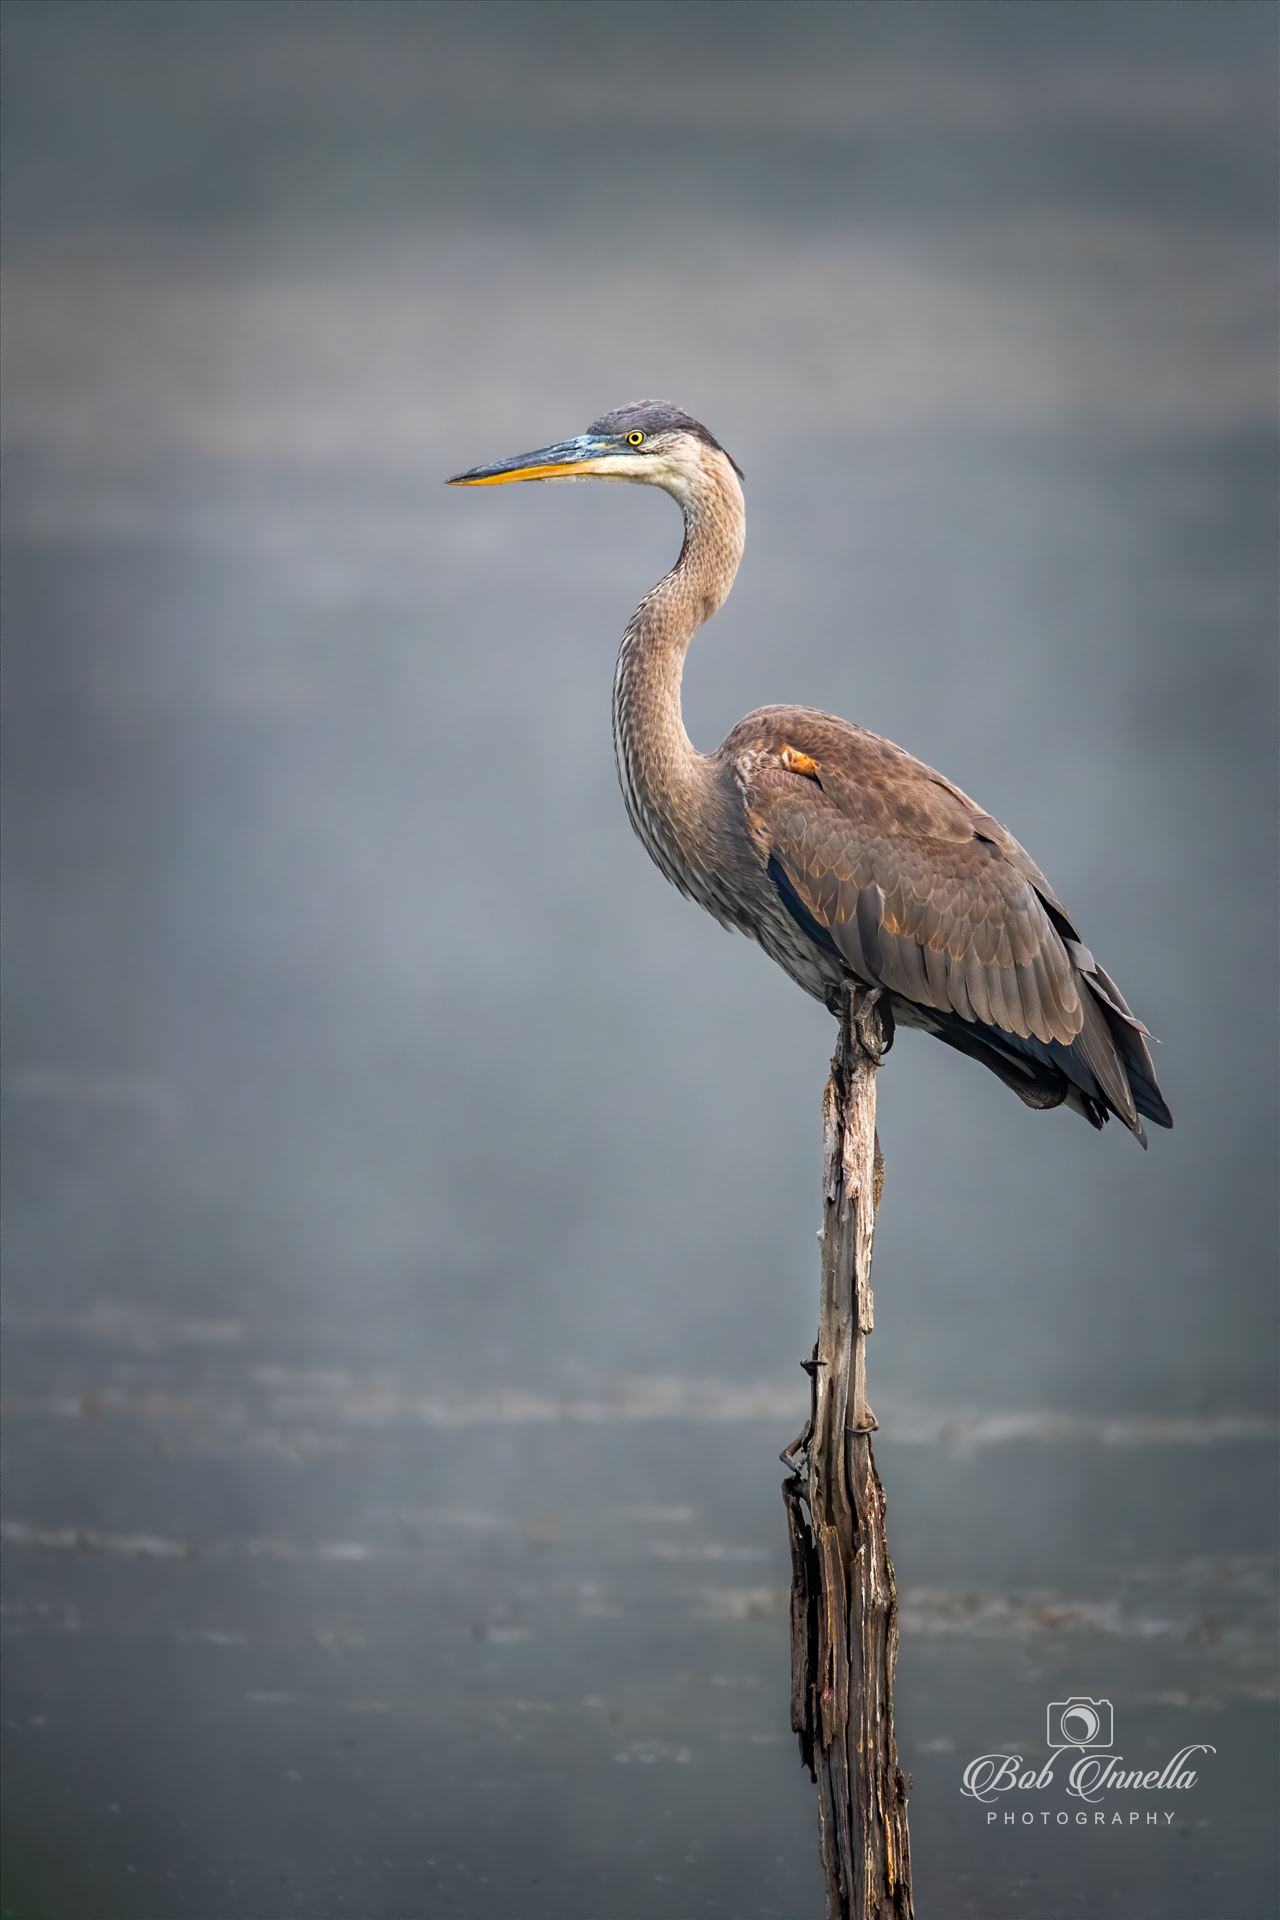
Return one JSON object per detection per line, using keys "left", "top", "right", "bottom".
{"left": 1068, "top": 942, "right": 1173, "bottom": 1132}
{"left": 1073, "top": 991, "right": 1140, "bottom": 1133}
{"left": 922, "top": 965, "right": 1171, "bottom": 1144}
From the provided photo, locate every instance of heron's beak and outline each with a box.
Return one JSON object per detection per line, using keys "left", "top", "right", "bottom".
{"left": 446, "top": 434, "right": 617, "bottom": 487}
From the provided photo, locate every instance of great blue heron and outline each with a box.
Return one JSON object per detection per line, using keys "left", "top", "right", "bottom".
{"left": 448, "top": 401, "right": 1171, "bottom": 1143}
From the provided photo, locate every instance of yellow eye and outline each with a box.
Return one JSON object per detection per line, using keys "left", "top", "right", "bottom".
{"left": 627, "top": 431, "right": 645, "bottom": 446}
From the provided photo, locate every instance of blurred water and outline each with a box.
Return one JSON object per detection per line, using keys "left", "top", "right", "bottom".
{"left": 2, "top": 6, "right": 1277, "bottom": 1918}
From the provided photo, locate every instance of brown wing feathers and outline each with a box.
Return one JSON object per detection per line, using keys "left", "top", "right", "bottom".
{"left": 737, "top": 713, "right": 1170, "bottom": 1140}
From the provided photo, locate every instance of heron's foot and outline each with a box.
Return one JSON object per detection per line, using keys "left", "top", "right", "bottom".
{"left": 780, "top": 1427, "right": 812, "bottom": 1476}
{"left": 851, "top": 986, "right": 894, "bottom": 1062}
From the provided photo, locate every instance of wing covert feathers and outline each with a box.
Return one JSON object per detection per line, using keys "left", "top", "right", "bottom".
{"left": 731, "top": 707, "right": 1171, "bottom": 1140}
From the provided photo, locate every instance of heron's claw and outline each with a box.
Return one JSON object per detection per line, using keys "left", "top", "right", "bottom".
{"left": 852, "top": 988, "right": 893, "bottom": 1062}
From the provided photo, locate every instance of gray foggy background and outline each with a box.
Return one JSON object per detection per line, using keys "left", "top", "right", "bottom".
{"left": 2, "top": 6, "right": 1276, "bottom": 1919}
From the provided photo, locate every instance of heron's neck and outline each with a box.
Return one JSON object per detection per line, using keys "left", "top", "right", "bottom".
{"left": 611, "top": 459, "right": 745, "bottom": 879}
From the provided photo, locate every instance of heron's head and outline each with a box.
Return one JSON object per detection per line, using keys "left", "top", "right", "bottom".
{"left": 446, "top": 400, "right": 743, "bottom": 508}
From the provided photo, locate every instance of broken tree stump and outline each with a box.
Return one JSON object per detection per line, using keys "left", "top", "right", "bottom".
{"left": 782, "top": 985, "right": 915, "bottom": 1920}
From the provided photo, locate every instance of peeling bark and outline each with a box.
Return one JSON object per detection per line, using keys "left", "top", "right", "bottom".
{"left": 783, "top": 987, "right": 915, "bottom": 1920}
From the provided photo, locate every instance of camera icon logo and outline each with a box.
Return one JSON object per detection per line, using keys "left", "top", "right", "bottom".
{"left": 1046, "top": 1696, "right": 1114, "bottom": 1750}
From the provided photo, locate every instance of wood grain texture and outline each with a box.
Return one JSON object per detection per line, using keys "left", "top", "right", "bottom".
{"left": 783, "top": 987, "right": 914, "bottom": 1920}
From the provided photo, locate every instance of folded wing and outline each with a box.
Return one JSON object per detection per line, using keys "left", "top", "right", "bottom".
{"left": 730, "top": 708, "right": 1171, "bottom": 1140}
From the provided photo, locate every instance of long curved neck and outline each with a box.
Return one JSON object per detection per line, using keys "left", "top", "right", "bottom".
{"left": 611, "top": 453, "right": 746, "bottom": 890}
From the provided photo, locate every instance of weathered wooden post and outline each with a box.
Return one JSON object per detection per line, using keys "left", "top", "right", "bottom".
{"left": 782, "top": 985, "right": 915, "bottom": 1920}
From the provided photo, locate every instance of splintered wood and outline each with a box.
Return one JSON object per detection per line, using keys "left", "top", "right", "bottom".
{"left": 783, "top": 988, "right": 915, "bottom": 1920}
